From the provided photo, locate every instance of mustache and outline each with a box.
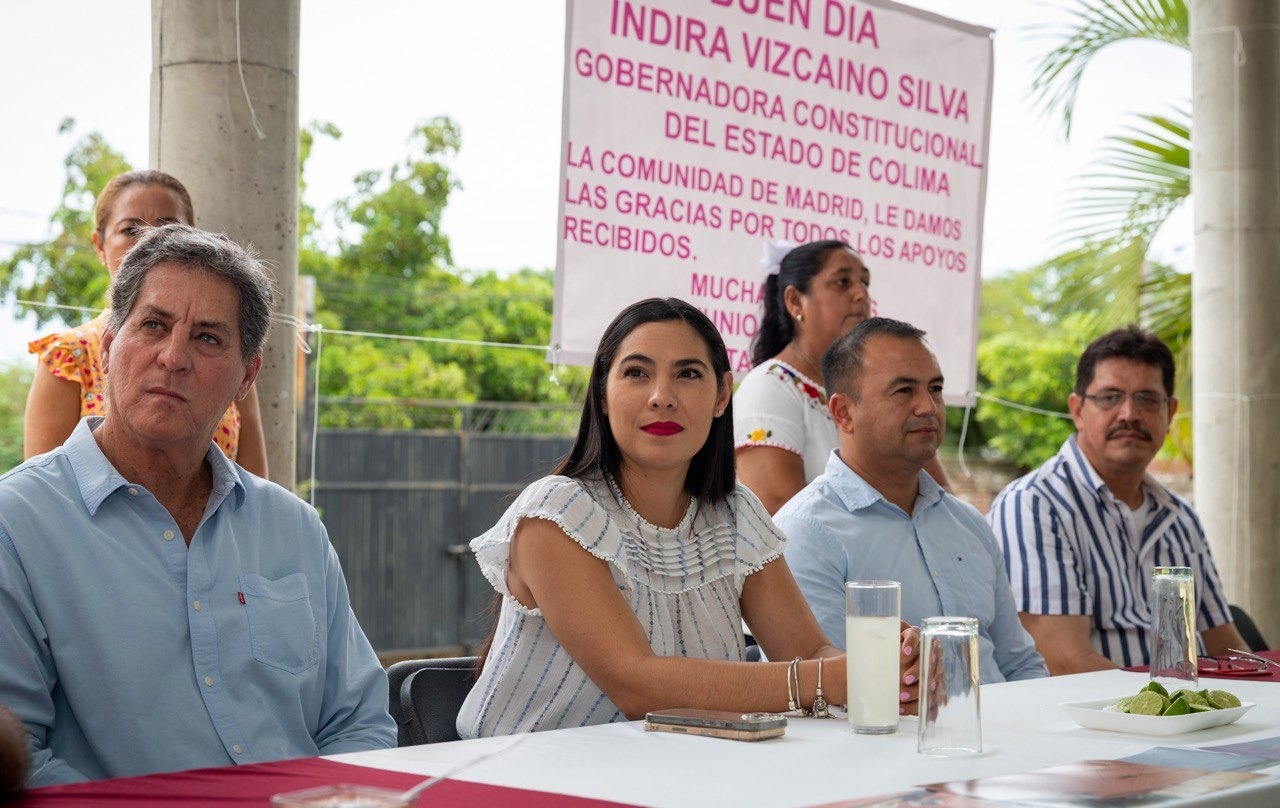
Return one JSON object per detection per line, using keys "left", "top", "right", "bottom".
{"left": 906, "top": 417, "right": 940, "bottom": 432}
{"left": 1106, "top": 421, "right": 1152, "bottom": 441}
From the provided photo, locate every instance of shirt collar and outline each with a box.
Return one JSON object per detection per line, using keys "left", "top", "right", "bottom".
{"left": 822, "top": 449, "right": 944, "bottom": 514}
{"left": 1060, "top": 435, "right": 1175, "bottom": 510}
{"left": 68, "top": 418, "right": 246, "bottom": 515}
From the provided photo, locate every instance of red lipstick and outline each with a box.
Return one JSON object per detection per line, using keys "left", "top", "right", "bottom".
{"left": 641, "top": 421, "right": 684, "bottom": 436}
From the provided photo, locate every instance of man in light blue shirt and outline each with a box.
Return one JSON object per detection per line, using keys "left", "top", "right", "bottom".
{"left": 774, "top": 318, "right": 1046, "bottom": 683}
{"left": 0, "top": 224, "right": 394, "bottom": 786}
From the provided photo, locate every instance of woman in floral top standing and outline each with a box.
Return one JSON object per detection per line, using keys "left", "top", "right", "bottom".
{"left": 734, "top": 240, "right": 947, "bottom": 513}
{"left": 23, "top": 170, "right": 267, "bottom": 476}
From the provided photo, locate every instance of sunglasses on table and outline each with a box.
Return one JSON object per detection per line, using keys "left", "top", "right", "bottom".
{"left": 1198, "top": 655, "right": 1271, "bottom": 676}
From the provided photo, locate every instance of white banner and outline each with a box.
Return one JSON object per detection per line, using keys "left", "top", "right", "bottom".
{"left": 553, "top": 0, "right": 993, "bottom": 405}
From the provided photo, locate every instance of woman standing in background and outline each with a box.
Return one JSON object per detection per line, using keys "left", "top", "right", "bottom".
{"left": 735, "top": 240, "right": 948, "bottom": 513}
{"left": 23, "top": 170, "right": 267, "bottom": 476}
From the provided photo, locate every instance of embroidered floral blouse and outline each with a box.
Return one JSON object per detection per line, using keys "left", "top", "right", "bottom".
{"left": 733, "top": 359, "right": 837, "bottom": 484}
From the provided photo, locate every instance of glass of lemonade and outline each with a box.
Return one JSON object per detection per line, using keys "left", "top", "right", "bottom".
{"left": 845, "top": 580, "right": 901, "bottom": 734}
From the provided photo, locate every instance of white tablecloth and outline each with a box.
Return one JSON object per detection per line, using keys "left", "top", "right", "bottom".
{"left": 332, "top": 669, "right": 1280, "bottom": 807}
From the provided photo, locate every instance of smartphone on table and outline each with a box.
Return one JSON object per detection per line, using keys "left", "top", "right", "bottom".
{"left": 643, "top": 708, "right": 787, "bottom": 741}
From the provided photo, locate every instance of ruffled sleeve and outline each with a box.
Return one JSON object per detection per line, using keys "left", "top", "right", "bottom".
{"left": 28, "top": 325, "right": 100, "bottom": 390}
{"left": 724, "top": 483, "right": 787, "bottom": 580}
{"left": 28, "top": 318, "right": 107, "bottom": 418}
{"left": 469, "top": 476, "right": 610, "bottom": 615}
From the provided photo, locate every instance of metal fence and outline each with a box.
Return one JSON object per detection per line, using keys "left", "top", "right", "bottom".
{"left": 310, "top": 413, "right": 574, "bottom": 654}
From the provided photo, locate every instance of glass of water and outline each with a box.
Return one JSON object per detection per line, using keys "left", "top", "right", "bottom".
{"left": 917, "top": 617, "right": 982, "bottom": 756}
{"left": 1150, "top": 566, "right": 1198, "bottom": 689}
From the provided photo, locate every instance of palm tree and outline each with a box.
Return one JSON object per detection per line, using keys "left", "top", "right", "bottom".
{"left": 1030, "top": 0, "right": 1191, "bottom": 351}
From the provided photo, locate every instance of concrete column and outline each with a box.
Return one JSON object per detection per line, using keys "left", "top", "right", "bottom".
{"left": 1191, "top": 1, "right": 1280, "bottom": 644}
{"left": 150, "top": 0, "right": 300, "bottom": 488}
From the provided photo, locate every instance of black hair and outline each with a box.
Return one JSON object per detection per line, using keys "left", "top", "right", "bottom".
{"left": 750, "top": 240, "right": 856, "bottom": 367}
{"left": 555, "top": 297, "right": 735, "bottom": 503}
{"left": 822, "top": 317, "right": 926, "bottom": 402}
{"left": 1075, "top": 325, "right": 1176, "bottom": 397}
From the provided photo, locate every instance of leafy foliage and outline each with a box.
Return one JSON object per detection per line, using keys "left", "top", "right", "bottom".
{"left": 977, "top": 315, "right": 1092, "bottom": 470}
{"left": 1030, "top": 1, "right": 1191, "bottom": 355}
{"left": 1031, "top": 0, "right": 1188, "bottom": 137}
{"left": 0, "top": 121, "right": 130, "bottom": 327}
{"left": 297, "top": 116, "right": 586, "bottom": 429}
{"left": 0, "top": 362, "right": 33, "bottom": 473}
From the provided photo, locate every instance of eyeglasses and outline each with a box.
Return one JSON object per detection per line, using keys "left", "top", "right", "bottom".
{"left": 1082, "top": 390, "right": 1169, "bottom": 412}
{"left": 1198, "top": 656, "right": 1271, "bottom": 676}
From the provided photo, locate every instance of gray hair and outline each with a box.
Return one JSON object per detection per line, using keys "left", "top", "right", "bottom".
{"left": 109, "top": 223, "right": 276, "bottom": 361}
{"left": 822, "top": 317, "right": 927, "bottom": 402}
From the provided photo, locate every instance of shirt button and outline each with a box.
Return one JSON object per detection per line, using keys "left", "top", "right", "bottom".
{"left": 163, "top": 530, "right": 175, "bottom": 541}
{"left": 193, "top": 600, "right": 202, "bottom": 612}
{"left": 128, "top": 487, "right": 139, "bottom": 496}
{"left": 232, "top": 745, "right": 243, "bottom": 755}
{"left": 204, "top": 675, "right": 214, "bottom": 687}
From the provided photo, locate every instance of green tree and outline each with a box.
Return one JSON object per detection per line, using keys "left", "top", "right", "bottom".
{"left": 0, "top": 121, "right": 131, "bottom": 327}
{"left": 0, "top": 362, "right": 33, "bottom": 474}
{"left": 1032, "top": 0, "right": 1191, "bottom": 339}
{"left": 977, "top": 313, "right": 1094, "bottom": 470}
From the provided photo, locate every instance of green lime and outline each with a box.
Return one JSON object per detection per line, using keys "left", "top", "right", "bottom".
{"left": 1207, "top": 690, "right": 1241, "bottom": 709}
{"left": 1189, "top": 702, "right": 1215, "bottom": 712}
{"left": 1143, "top": 681, "right": 1169, "bottom": 698}
{"left": 1171, "top": 689, "right": 1209, "bottom": 707}
{"left": 1129, "top": 691, "right": 1165, "bottom": 716}
{"left": 1112, "top": 696, "right": 1134, "bottom": 713}
{"left": 1162, "top": 696, "right": 1191, "bottom": 716}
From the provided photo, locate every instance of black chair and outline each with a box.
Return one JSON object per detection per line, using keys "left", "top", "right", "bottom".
{"left": 390, "top": 656, "right": 479, "bottom": 746}
{"left": 386, "top": 658, "right": 436, "bottom": 747}
{"left": 1229, "top": 604, "right": 1270, "bottom": 652}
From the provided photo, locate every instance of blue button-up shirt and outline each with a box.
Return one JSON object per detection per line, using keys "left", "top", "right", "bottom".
{"left": 774, "top": 451, "right": 1046, "bottom": 683}
{"left": 0, "top": 419, "right": 395, "bottom": 786}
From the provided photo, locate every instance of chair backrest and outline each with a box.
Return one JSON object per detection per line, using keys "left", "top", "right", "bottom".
{"left": 1229, "top": 604, "right": 1270, "bottom": 652}
{"left": 395, "top": 656, "right": 479, "bottom": 746}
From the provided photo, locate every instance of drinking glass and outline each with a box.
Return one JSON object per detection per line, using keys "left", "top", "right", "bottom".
{"left": 271, "top": 784, "right": 412, "bottom": 807}
{"left": 845, "top": 580, "right": 901, "bottom": 734}
{"left": 917, "top": 617, "right": 982, "bottom": 756}
{"left": 1150, "top": 566, "right": 1198, "bottom": 689}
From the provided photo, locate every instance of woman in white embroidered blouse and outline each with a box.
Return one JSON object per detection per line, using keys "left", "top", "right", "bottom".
{"left": 456, "top": 298, "right": 923, "bottom": 739}
{"left": 735, "top": 240, "right": 949, "bottom": 513}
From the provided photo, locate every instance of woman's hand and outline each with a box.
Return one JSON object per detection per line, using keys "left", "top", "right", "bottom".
{"left": 898, "top": 622, "right": 922, "bottom": 716}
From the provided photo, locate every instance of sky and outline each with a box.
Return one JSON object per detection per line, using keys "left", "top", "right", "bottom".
{"left": 0, "top": 0, "right": 1193, "bottom": 365}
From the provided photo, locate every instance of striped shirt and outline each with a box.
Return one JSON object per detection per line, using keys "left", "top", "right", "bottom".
{"left": 456, "top": 474, "right": 785, "bottom": 738}
{"left": 987, "top": 437, "right": 1233, "bottom": 668}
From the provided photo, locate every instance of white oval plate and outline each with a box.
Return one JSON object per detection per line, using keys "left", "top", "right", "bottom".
{"left": 1060, "top": 697, "right": 1254, "bottom": 736}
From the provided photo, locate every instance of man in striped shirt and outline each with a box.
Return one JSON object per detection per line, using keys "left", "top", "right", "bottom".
{"left": 988, "top": 326, "right": 1247, "bottom": 673}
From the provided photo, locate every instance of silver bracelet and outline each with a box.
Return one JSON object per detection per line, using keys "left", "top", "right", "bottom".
{"left": 812, "top": 656, "right": 832, "bottom": 719}
{"left": 789, "top": 657, "right": 810, "bottom": 717}
{"left": 786, "top": 657, "right": 801, "bottom": 713}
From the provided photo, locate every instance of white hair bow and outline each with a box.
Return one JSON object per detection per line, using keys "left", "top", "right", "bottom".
{"left": 760, "top": 239, "right": 796, "bottom": 277}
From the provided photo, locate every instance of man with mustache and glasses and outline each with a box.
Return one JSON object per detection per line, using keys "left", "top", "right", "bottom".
{"left": 988, "top": 326, "right": 1247, "bottom": 675}
{"left": 774, "top": 319, "right": 1046, "bottom": 683}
